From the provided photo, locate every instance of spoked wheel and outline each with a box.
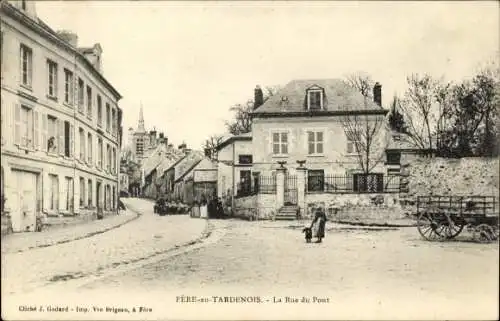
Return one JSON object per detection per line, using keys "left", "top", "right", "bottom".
{"left": 441, "top": 217, "right": 465, "bottom": 240}
{"left": 417, "top": 212, "right": 447, "bottom": 241}
{"left": 473, "top": 224, "right": 498, "bottom": 243}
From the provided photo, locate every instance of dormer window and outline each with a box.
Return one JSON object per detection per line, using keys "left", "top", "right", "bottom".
{"left": 306, "top": 85, "right": 324, "bottom": 110}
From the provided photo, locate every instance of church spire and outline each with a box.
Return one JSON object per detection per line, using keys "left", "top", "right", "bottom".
{"left": 138, "top": 103, "right": 145, "bottom": 132}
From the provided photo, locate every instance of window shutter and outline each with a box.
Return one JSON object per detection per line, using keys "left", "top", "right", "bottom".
{"left": 70, "top": 123, "right": 74, "bottom": 158}
{"left": 14, "top": 104, "right": 21, "bottom": 145}
{"left": 34, "top": 110, "right": 39, "bottom": 150}
{"left": 42, "top": 114, "right": 48, "bottom": 152}
{"left": 1, "top": 99, "right": 5, "bottom": 145}
{"left": 58, "top": 119, "right": 64, "bottom": 155}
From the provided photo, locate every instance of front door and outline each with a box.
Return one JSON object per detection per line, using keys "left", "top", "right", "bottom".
{"left": 284, "top": 174, "right": 297, "bottom": 205}
{"left": 239, "top": 170, "right": 252, "bottom": 195}
{"left": 11, "top": 170, "right": 37, "bottom": 232}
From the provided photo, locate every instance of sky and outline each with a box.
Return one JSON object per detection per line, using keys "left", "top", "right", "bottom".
{"left": 35, "top": 1, "right": 499, "bottom": 150}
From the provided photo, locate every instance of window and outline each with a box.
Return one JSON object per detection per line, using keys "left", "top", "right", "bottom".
{"left": 49, "top": 174, "right": 59, "bottom": 210}
{"left": 47, "top": 115, "right": 58, "bottom": 153}
{"left": 77, "top": 78, "right": 84, "bottom": 112}
{"left": 97, "top": 95, "right": 102, "bottom": 127}
{"left": 16, "top": 105, "right": 33, "bottom": 149}
{"left": 307, "top": 170, "right": 324, "bottom": 192}
{"left": 21, "top": 0, "right": 27, "bottom": 10}
{"left": 272, "top": 132, "right": 288, "bottom": 155}
{"left": 386, "top": 151, "right": 401, "bottom": 165}
{"left": 87, "top": 179, "right": 93, "bottom": 207}
{"left": 307, "top": 131, "right": 324, "bottom": 154}
{"left": 79, "top": 177, "right": 85, "bottom": 207}
{"left": 111, "top": 108, "right": 116, "bottom": 136}
{"left": 98, "top": 137, "right": 103, "bottom": 168}
{"left": 106, "top": 144, "right": 111, "bottom": 171}
{"left": 346, "top": 137, "right": 357, "bottom": 154}
{"left": 87, "top": 132, "right": 92, "bottom": 164}
{"left": 112, "top": 147, "right": 116, "bottom": 174}
{"left": 353, "top": 173, "right": 383, "bottom": 193}
{"left": 86, "top": 86, "right": 92, "bottom": 119}
{"left": 307, "top": 90, "right": 323, "bottom": 110}
{"left": 238, "top": 155, "right": 253, "bottom": 164}
{"left": 47, "top": 60, "right": 58, "bottom": 98}
{"left": 65, "top": 177, "right": 74, "bottom": 211}
{"left": 64, "top": 121, "right": 72, "bottom": 157}
{"left": 79, "top": 128, "right": 85, "bottom": 161}
{"left": 106, "top": 103, "right": 110, "bottom": 133}
{"left": 20, "top": 44, "right": 33, "bottom": 87}
{"left": 64, "top": 69, "right": 74, "bottom": 105}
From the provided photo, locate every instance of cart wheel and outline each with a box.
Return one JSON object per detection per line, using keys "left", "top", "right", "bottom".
{"left": 473, "top": 224, "right": 497, "bottom": 243}
{"left": 442, "top": 219, "right": 465, "bottom": 240}
{"left": 417, "top": 212, "right": 446, "bottom": 241}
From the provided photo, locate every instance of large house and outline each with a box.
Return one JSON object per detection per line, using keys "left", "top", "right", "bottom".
{"left": 218, "top": 79, "right": 396, "bottom": 219}
{"left": 1, "top": 1, "right": 122, "bottom": 232}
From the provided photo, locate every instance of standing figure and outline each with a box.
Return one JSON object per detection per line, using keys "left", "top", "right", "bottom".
{"left": 310, "top": 208, "right": 327, "bottom": 243}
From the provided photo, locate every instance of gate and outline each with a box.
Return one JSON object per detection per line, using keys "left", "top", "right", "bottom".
{"left": 284, "top": 175, "right": 297, "bottom": 205}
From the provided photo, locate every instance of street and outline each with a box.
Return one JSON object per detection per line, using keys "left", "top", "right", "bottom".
{"left": 2, "top": 199, "right": 499, "bottom": 320}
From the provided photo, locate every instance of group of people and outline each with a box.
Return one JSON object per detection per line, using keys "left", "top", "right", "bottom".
{"left": 199, "top": 195, "right": 225, "bottom": 219}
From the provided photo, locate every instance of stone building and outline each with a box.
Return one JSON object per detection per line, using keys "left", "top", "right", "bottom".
{"left": 0, "top": 0, "right": 122, "bottom": 232}
{"left": 127, "top": 105, "right": 165, "bottom": 164}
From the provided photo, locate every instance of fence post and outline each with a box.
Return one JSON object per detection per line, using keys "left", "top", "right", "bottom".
{"left": 276, "top": 167, "right": 286, "bottom": 211}
{"left": 296, "top": 166, "right": 307, "bottom": 219}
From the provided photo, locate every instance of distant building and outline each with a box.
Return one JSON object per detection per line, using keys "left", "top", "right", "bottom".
{"left": 127, "top": 105, "right": 166, "bottom": 164}
{"left": 1, "top": 0, "right": 122, "bottom": 233}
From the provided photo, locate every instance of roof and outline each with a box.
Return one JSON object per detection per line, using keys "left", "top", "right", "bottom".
{"left": 1, "top": 2, "right": 122, "bottom": 101}
{"left": 173, "top": 151, "right": 205, "bottom": 182}
{"left": 215, "top": 132, "right": 253, "bottom": 151}
{"left": 141, "top": 144, "right": 183, "bottom": 179}
{"left": 251, "top": 79, "right": 386, "bottom": 117}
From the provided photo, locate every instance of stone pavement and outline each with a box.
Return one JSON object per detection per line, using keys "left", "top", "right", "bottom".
{"left": 1, "top": 206, "right": 140, "bottom": 254}
{"left": 81, "top": 219, "right": 499, "bottom": 320}
{"left": 1, "top": 198, "right": 208, "bottom": 295}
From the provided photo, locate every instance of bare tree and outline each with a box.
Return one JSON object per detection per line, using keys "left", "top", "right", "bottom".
{"left": 341, "top": 73, "right": 389, "bottom": 174}
{"left": 398, "top": 74, "right": 444, "bottom": 151}
{"left": 345, "top": 72, "right": 375, "bottom": 100}
{"left": 225, "top": 86, "right": 280, "bottom": 135}
{"left": 341, "top": 112, "right": 388, "bottom": 174}
{"left": 203, "top": 135, "right": 224, "bottom": 160}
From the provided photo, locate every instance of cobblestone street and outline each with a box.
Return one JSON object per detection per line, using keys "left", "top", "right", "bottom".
{"left": 1, "top": 198, "right": 207, "bottom": 295}
{"left": 79, "top": 219, "right": 499, "bottom": 320}
{"left": 2, "top": 202, "right": 498, "bottom": 320}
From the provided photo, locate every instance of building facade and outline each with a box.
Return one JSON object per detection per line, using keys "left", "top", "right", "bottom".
{"left": 0, "top": 0, "right": 122, "bottom": 232}
{"left": 127, "top": 106, "right": 166, "bottom": 164}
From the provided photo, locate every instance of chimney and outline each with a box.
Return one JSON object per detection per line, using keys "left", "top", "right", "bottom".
{"left": 373, "top": 82, "right": 382, "bottom": 107}
{"left": 254, "top": 85, "right": 264, "bottom": 110}
{"left": 57, "top": 30, "right": 78, "bottom": 48}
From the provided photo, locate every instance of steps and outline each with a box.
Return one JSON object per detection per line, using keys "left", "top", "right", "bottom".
{"left": 275, "top": 205, "right": 299, "bottom": 220}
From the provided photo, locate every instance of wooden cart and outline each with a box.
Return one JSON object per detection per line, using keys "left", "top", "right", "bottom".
{"left": 416, "top": 196, "right": 499, "bottom": 243}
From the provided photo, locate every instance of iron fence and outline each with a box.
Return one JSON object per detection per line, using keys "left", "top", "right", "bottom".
{"left": 236, "top": 175, "right": 276, "bottom": 197}
{"left": 308, "top": 174, "right": 402, "bottom": 194}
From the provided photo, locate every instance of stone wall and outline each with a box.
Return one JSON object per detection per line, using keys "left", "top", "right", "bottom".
{"left": 233, "top": 194, "right": 277, "bottom": 220}
{"left": 305, "top": 193, "right": 403, "bottom": 221}
{"left": 401, "top": 155, "right": 499, "bottom": 214}
{"left": 233, "top": 195, "right": 258, "bottom": 220}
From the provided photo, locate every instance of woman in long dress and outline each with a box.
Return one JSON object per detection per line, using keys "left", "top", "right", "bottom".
{"left": 310, "top": 208, "right": 327, "bottom": 243}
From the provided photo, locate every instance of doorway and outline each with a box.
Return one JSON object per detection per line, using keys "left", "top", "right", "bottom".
{"left": 11, "top": 170, "right": 38, "bottom": 232}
